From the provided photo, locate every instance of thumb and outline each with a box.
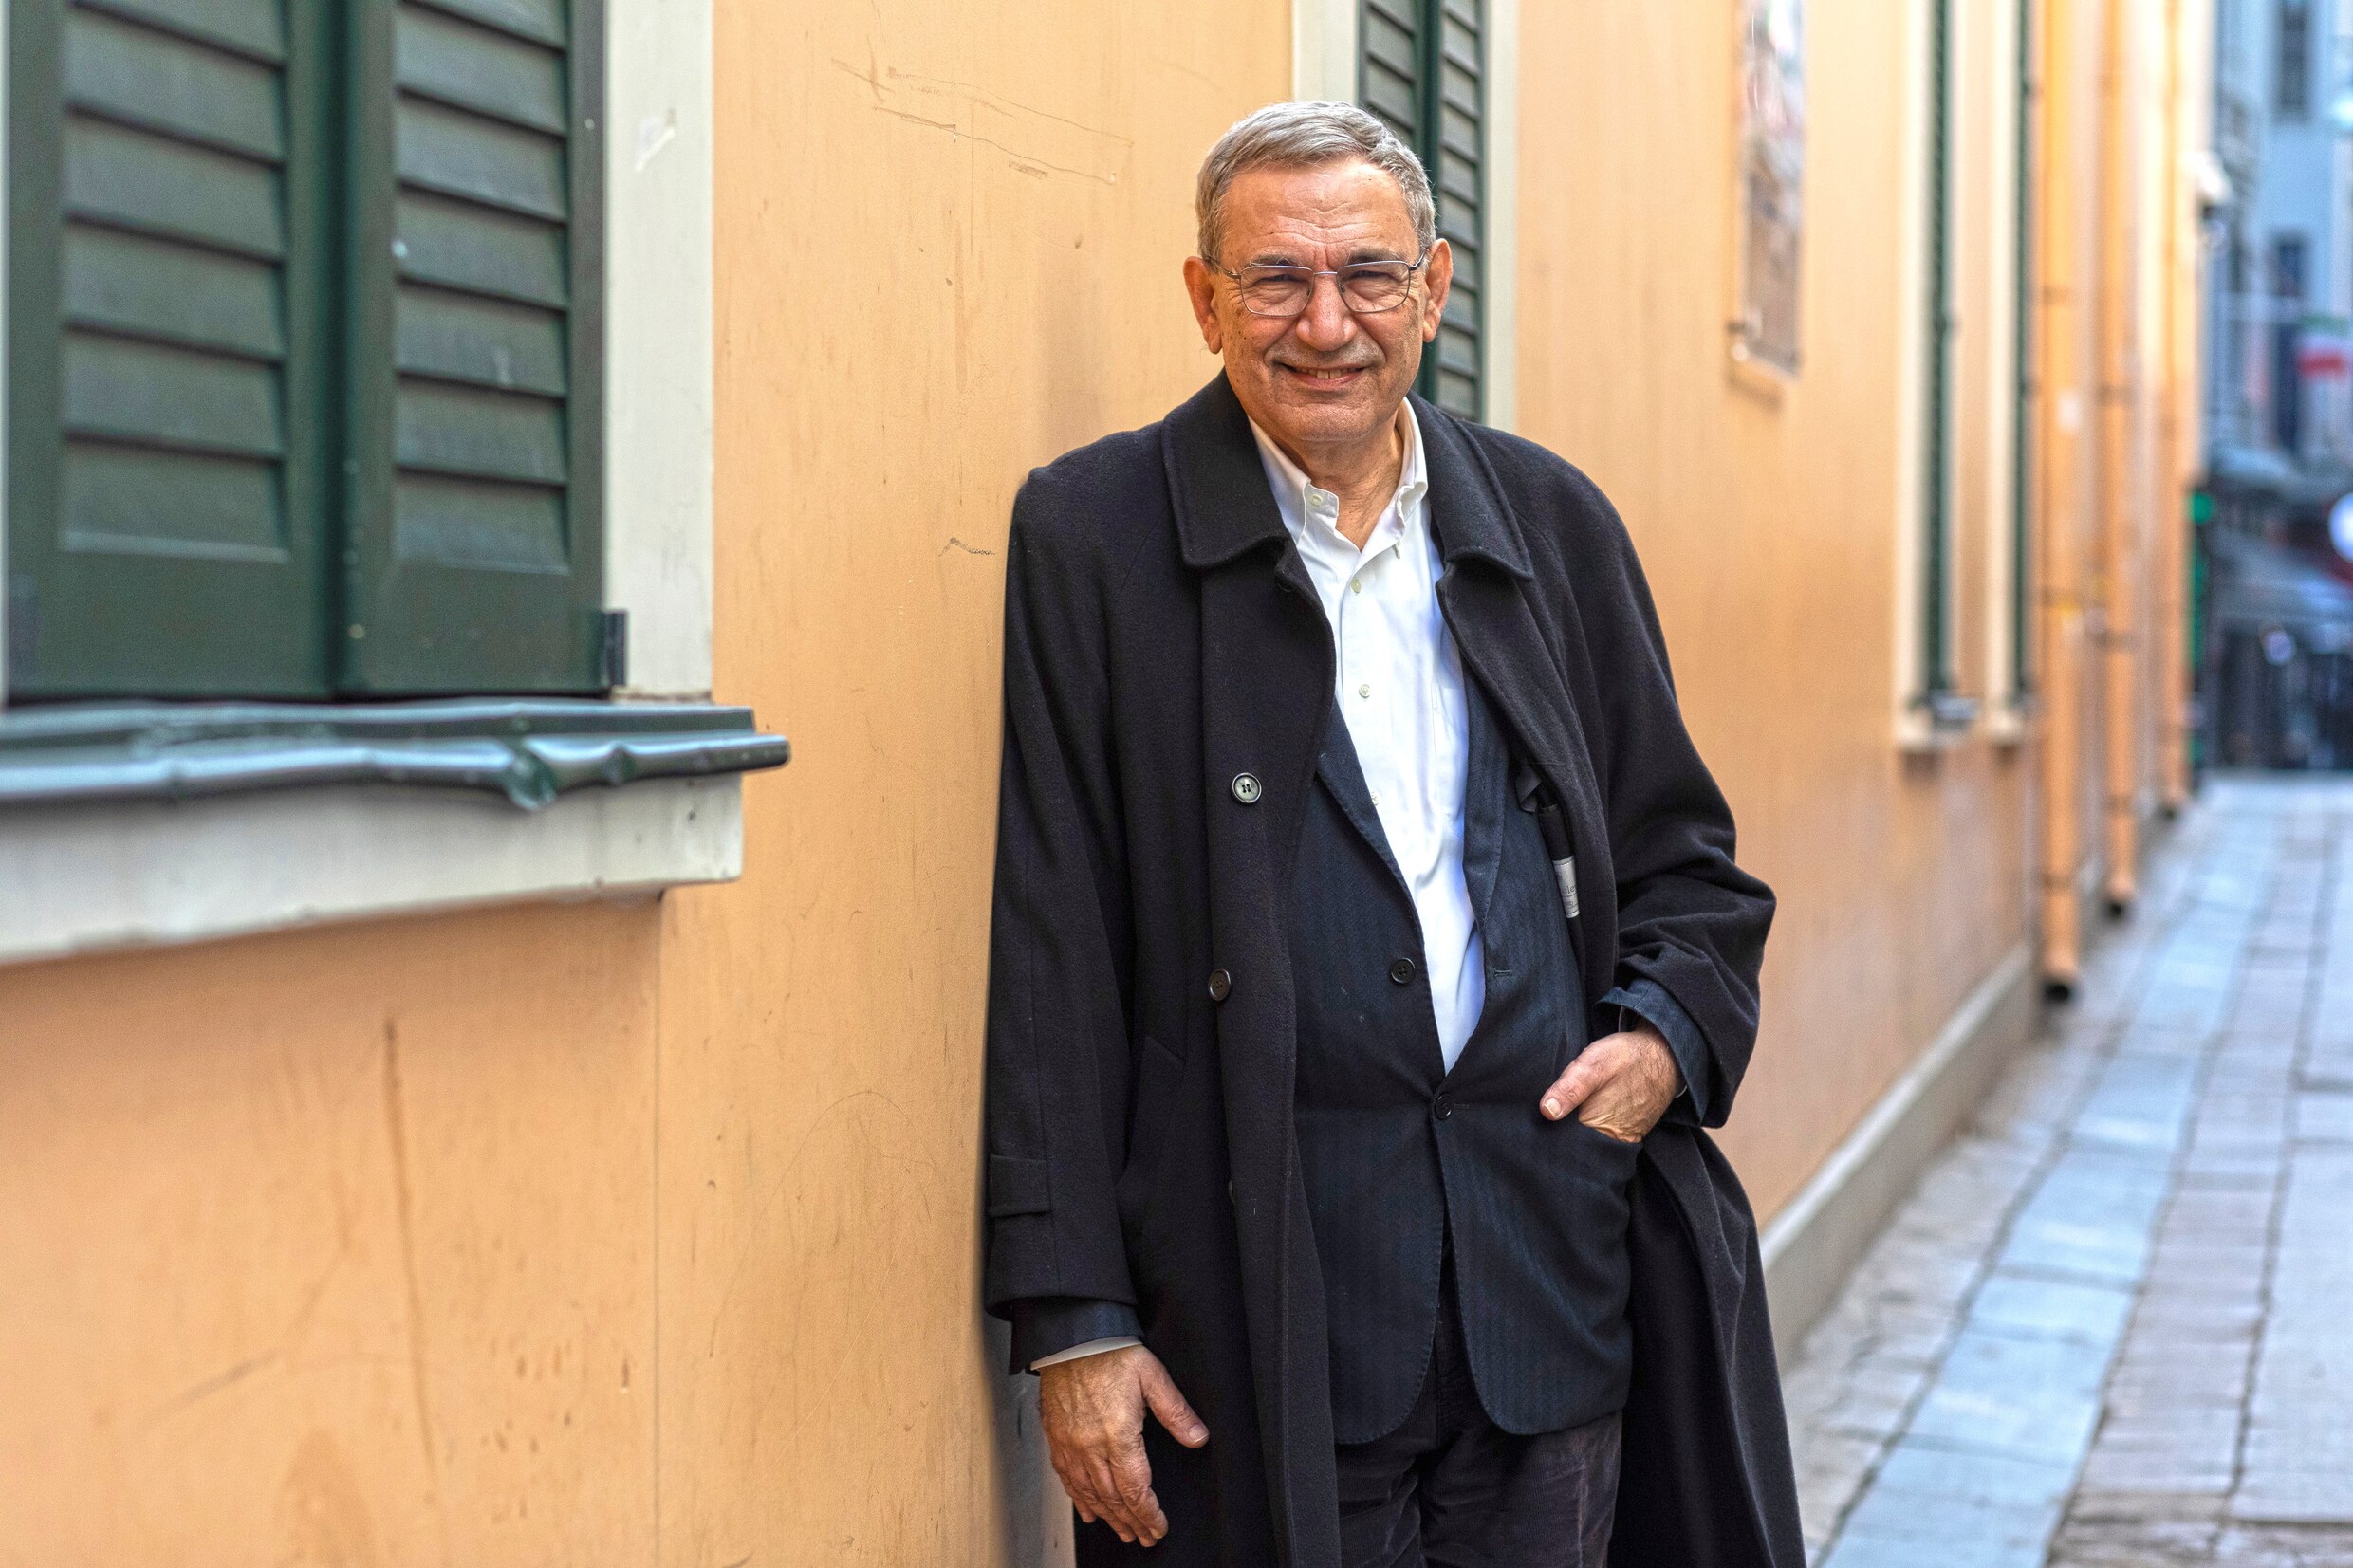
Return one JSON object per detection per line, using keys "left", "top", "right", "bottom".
{"left": 1542, "top": 1051, "right": 1606, "bottom": 1121}
{"left": 1141, "top": 1360, "right": 1209, "bottom": 1448}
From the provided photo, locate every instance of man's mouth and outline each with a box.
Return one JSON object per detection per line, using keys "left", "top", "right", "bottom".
{"left": 1279, "top": 363, "right": 1372, "bottom": 386}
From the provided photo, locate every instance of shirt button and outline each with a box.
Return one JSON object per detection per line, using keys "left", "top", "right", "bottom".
{"left": 1350, "top": 579, "right": 1363, "bottom": 594}
{"left": 1207, "top": 968, "right": 1232, "bottom": 1003}
{"left": 1357, "top": 684, "right": 1371, "bottom": 699}
{"left": 1388, "top": 957, "right": 1417, "bottom": 986}
{"left": 1231, "top": 772, "right": 1262, "bottom": 804}
{"left": 1432, "top": 1091, "right": 1455, "bottom": 1122}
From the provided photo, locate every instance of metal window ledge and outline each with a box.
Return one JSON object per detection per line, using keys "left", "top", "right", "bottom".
{"left": 0, "top": 698, "right": 789, "bottom": 810}
{"left": 0, "top": 700, "right": 790, "bottom": 968}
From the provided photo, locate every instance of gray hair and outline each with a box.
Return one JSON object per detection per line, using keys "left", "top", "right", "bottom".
{"left": 1195, "top": 101, "right": 1436, "bottom": 266}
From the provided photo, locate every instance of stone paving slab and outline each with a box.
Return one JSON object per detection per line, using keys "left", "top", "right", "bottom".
{"left": 2237, "top": 1146, "right": 2353, "bottom": 1525}
{"left": 1791, "top": 778, "right": 2353, "bottom": 1568}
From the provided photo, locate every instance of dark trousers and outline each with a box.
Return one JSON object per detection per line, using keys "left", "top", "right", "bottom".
{"left": 1335, "top": 1259, "right": 1622, "bottom": 1568}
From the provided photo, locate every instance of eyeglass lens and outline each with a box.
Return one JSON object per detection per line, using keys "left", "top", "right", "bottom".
{"left": 1235, "top": 265, "right": 1415, "bottom": 317}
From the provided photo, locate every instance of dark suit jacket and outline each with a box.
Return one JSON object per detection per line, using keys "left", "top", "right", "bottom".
{"left": 982, "top": 373, "right": 1800, "bottom": 1567}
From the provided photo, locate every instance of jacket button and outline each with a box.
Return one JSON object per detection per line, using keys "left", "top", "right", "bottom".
{"left": 1432, "top": 1091, "right": 1454, "bottom": 1122}
{"left": 1231, "top": 772, "right": 1262, "bottom": 804}
{"left": 1388, "top": 957, "right": 1417, "bottom": 986}
{"left": 1207, "top": 968, "right": 1232, "bottom": 1002}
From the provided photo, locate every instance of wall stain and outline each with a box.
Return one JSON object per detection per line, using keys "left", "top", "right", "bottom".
{"left": 276, "top": 1430, "right": 385, "bottom": 1568}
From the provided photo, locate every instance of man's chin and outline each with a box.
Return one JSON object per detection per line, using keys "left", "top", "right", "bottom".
{"left": 1247, "top": 384, "right": 1399, "bottom": 452}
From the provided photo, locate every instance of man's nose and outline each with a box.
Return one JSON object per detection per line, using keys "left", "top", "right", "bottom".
{"left": 1288, "top": 274, "right": 1358, "bottom": 350}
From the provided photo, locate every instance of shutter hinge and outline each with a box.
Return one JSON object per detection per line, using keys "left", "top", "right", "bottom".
{"left": 600, "top": 608, "right": 629, "bottom": 690}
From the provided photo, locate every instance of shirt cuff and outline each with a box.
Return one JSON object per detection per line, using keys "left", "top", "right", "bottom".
{"left": 1009, "top": 1297, "right": 1143, "bottom": 1374}
{"left": 1602, "top": 978, "right": 1714, "bottom": 1124}
{"left": 1031, "top": 1336, "right": 1144, "bottom": 1371}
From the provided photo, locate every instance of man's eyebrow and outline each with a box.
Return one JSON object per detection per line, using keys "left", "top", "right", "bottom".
{"left": 1239, "top": 247, "right": 1416, "bottom": 268}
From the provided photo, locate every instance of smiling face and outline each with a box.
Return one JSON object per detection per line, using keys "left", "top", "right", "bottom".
{"left": 1183, "top": 157, "right": 1451, "bottom": 472}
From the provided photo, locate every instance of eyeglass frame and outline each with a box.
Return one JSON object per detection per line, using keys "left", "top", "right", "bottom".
{"left": 1204, "top": 249, "right": 1434, "bottom": 318}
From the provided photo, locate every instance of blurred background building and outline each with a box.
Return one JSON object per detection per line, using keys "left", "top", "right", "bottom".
{"left": 2199, "top": 0, "right": 2353, "bottom": 766}
{"left": 0, "top": 1, "right": 2217, "bottom": 1561}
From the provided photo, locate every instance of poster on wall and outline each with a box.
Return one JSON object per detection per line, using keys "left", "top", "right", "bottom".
{"left": 1734, "top": 0, "right": 1806, "bottom": 376}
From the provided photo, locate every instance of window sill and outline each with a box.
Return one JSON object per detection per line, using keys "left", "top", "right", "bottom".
{"left": 0, "top": 699, "right": 788, "bottom": 967}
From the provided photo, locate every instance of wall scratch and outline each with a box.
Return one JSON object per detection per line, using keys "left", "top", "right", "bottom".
{"left": 830, "top": 58, "right": 1124, "bottom": 187}
{"left": 381, "top": 1021, "right": 451, "bottom": 1564}
{"left": 144, "top": 1350, "right": 281, "bottom": 1424}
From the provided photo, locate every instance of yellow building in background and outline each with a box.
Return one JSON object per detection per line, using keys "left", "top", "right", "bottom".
{"left": 0, "top": 0, "right": 2209, "bottom": 1559}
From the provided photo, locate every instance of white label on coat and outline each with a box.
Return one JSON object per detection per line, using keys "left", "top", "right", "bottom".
{"left": 1553, "top": 857, "right": 1581, "bottom": 921}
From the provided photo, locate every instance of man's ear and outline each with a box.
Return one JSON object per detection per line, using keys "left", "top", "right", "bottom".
{"left": 1181, "top": 256, "right": 1226, "bottom": 354}
{"left": 1419, "top": 239, "right": 1453, "bottom": 344}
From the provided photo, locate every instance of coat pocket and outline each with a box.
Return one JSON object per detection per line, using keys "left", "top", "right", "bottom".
{"left": 1116, "top": 1034, "right": 1187, "bottom": 1229}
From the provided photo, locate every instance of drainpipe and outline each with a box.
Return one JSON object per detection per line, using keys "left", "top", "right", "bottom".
{"left": 2037, "top": 0, "right": 2096, "bottom": 993}
{"left": 2097, "top": 0, "right": 2140, "bottom": 915}
{"left": 2158, "top": 0, "right": 2210, "bottom": 812}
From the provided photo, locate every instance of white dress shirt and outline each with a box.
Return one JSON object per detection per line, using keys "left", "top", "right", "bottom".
{"left": 1251, "top": 403, "right": 1485, "bottom": 1071}
{"left": 1029, "top": 404, "right": 1486, "bottom": 1374}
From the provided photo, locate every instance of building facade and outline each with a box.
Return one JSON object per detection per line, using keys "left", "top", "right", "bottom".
{"left": 0, "top": 0, "right": 2211, "bottom": 1560}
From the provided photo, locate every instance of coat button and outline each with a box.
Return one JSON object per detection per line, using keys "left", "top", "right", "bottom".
{"left": 1207, "top": 968, "right": 1232, "bottom": 1002}
{"left": 1432, "top": 1091, "right": 1455, "bottom": 1122}
{"left": 1388, "top": 957, "right": 1417, "bottom": 986}
{"left": 1231, "top": 772, "right": 1262, "bottom": 805}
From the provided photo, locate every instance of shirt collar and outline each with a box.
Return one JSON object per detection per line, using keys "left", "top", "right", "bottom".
{"left": 1248, "top": 401, "right": 1429, "bottom": 549}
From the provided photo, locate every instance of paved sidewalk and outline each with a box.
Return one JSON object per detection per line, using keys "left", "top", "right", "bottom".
{"left": 1783, "top": 775, "right": 2353, "bottom": 1568}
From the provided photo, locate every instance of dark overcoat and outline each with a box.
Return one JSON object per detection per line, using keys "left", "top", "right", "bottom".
{"left": 982, "top": 373, "right": 1802, "bottom": 1568}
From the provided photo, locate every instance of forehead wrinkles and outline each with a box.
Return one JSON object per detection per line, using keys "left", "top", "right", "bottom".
{"left": 1244, "top": 212, "right": 1402, "bottom": 266}
{"left": 1221, "top": 164, "right": 1417, "bottom": 263}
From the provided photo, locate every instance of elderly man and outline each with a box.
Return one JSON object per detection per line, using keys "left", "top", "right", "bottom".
{"left": 984, "top": 102, "right": 1800, "bottom": 1568}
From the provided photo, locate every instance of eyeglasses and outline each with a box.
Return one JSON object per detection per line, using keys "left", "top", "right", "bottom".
{"left": 1209, "top": 254, "right": 1429, "bottom": 318}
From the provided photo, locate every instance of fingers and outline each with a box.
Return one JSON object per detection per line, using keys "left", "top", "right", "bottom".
{"left": 1109, "top": 1432, "right": 1169, "bottom": 1543}
{"left": 1142, "top": 1359, "right": 1211, "bottom": 1448}
{"left": 1039, "top": 1348, "right": 1184, "bottom": 1547}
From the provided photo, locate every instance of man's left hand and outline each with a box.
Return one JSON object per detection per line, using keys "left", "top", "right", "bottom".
{"left": 1539, "top": 1023, "right": 1680, "bottom": 1143}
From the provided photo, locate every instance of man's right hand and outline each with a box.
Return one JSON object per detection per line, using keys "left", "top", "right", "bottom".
{"left": 1038, "top": 1344, "right": 1209, "bottom": 1547}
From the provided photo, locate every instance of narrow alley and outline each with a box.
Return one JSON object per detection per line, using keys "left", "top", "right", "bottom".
{"left": 1787, "top": 777, "right": 2353, "bottom": 1567}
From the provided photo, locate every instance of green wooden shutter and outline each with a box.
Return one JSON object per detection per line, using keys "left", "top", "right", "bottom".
{"left": 338, "top": 0, "right": 604, "bottom": 694}
{"left": 1361, "top": 0, "right": 1485, "bottom": 422}
{"left": 7, "top": 0, "right": 335, "bottom": 699}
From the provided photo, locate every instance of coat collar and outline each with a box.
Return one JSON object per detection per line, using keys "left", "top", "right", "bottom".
{"left": 1164, "top": 373, "right": 1534, "bottom": 581}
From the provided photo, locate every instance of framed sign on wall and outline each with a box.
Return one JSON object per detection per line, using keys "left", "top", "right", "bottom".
{"left": 1732, "top": 0, "right": 1806, "bottom": 377}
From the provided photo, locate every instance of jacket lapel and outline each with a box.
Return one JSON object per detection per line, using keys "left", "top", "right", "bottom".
{"left": 1417, "top": 397, "right": 1621, "bottom": 1012}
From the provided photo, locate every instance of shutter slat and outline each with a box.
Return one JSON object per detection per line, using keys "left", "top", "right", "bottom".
{"left": 395, "top": 192, "right": 568, "bottom": 307}
{"left": 411, "top": 0, "right": 566, "bottom": 48}
{"left": 395, "top": 475, "right": 568, "bottom": 572}
{"left": 78, "top": 0, "right": 287, "bottom": 63}
{"left": 65, "top": 9, "right": 285, "bottom": 160}
{"left": 397, "top": 4, "right": 566, "bottom": 133}
{"left": 396, "top": 381, "right": 565, "bottom": 482}
{"left": 65, "top": 332, "right": 283, "bottom": 456}
{"left": 65, "top": 116, "right": 285, "bottom": 258}
{"left": 65, "top": 442, "right": 285, "bottom": 557}
{"left": 65, "top": 226, "right": 284, "bottom": 358}
{"left": 396, "top": 96, "right": 566, "bottom": 219}
{"left": 397, "top": 284, "right": 566, "bottom": 394}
